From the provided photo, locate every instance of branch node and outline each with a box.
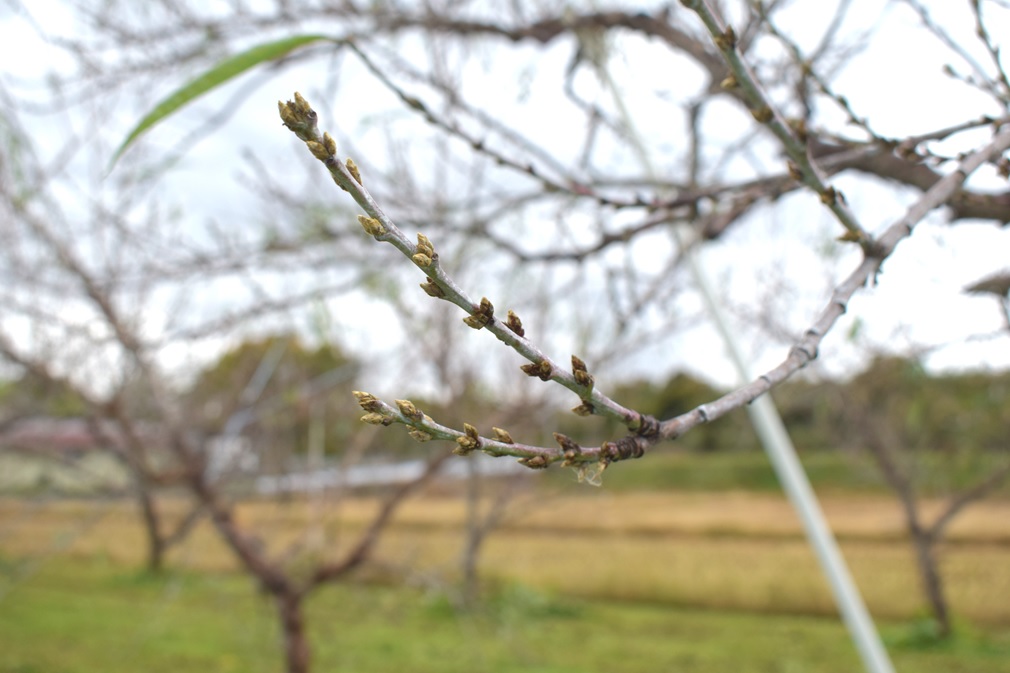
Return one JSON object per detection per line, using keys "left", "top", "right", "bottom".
{"left": 635, "top": 414, "right": 661, "bottom": 439}
{"left": 571, "top": 354, "right": 595, "bottom": 391}
{"left": 518, "top": 455, "right": 549, "bottom": 469}
{"left": 306, "top": 140, "right": 331, "bottom": 161}
{"left": 714, "top": 25, "right": 737, "bottom": 51}
{"left": 819, "top": 186, "right": 839, "bottom": 206}
{"left": 322, "top": 132, "right": 337, "bottom": 156}
{"left": 360, "top": 412, "right": 392, "bottom": 426}
{"left": 394, "top": 399, "right": 423, "bottom": 422}
{"left": 357, "top": 214, "right": 385, "bottom": 238}
{"left": 750, "top": 106, "right": 773, "bottom": 124}
{"left": 462, "top": 297, "right": 494, "bottom": 330}
{"left": 413, "top": 233, "right": 435, "bottom": 268}
{"left": 453, "top": 422, "right": 482, "bottom": 455}
{"left": 520, "top": 359, "right": 553, "bottom": 381}
{"left": 420, "top": 277, "right": 445, "bottom": 298}
{"left": 554, "top": 432, "right": 582, "bottom": 465}
{"left": 506, "top": 310, "right": 525, "bottom": 337}
{"left": 407, "top": 427, "right": 432, "bottom": 442}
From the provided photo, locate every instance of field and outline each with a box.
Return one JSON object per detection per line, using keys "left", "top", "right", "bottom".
{"left": 2, "top": 483, "right": 1010, "bottom": 672}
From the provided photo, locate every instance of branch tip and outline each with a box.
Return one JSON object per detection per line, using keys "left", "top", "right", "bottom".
{"left": 352, "top": 390, "right": 382, "bottom": 412}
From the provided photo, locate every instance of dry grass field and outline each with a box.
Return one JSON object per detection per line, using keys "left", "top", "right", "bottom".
{"left": 3, "top": 489, "right": 1009, "bottom": 624}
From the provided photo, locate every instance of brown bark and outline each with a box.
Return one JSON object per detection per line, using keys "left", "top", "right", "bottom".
{"left": 276, "top": 591, "right": 311, "bottom": 673}
{"left": 135, "top": 481, "right": 166, "bottom": 573}
{"left": 908, "top": 524, "right": 950, "bottom": 638}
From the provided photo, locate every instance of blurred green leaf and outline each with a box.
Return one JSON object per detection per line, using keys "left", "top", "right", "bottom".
{"left": 110, "top": 33, "right": 334, "bottom": 168}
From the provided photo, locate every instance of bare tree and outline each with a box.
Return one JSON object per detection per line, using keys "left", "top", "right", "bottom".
{"left": 836, "top": 358, "right": 1010, "bottom": 638}
{"left": 0, "top": 62, "right": 452, "bottom": 673}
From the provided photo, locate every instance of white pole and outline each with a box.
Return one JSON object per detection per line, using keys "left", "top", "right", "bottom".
{"left": 586, "top": 34, "right": 895, "bottom": 673}
{"left": 684, "top": 246, "right": 895, "bottom": 673}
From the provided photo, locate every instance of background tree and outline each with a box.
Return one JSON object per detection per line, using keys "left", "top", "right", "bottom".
{"left": 186, "top": 333, "right": 360, "bottom": 466}
{"left": 832, "top": 356, "right": 1010, "bottom": 637}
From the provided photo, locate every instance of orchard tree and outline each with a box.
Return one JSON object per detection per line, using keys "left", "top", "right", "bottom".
{"left": 835, "top": 357, "right": 1010, "bottom": 638}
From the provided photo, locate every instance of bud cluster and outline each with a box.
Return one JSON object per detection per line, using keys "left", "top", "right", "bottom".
{"left": 462, "top": 297, "right": 494, "bottom": 330}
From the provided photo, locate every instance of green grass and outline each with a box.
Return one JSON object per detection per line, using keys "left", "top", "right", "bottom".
{"left": 2, "top": 557, "right": 1009, "bottom": 673}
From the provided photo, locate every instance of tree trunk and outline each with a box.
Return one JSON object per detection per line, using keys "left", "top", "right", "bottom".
{"left": 859, "top": 422, "right": 953, "bottom": 637}
{"left": 135, "top": 481, "right": 165, "bottom": 573}
{"left": 460, "top": 459, "right": 482, "bottom": 606}
{"left": 910, "top": 527, "right": 951, "bottom": 637}
{"left": 277, "top": 591, "right": 311, "bottom": 673}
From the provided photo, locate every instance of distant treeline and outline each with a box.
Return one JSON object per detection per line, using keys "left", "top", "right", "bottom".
{"left": 594, "top": 356, "right": 1010, "bottom": 455}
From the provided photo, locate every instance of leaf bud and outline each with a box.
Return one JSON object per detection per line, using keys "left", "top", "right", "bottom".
{"left": 357, "top": 214, "right": 385, "bottom": 237}
{"left": 345, "top": 158, "right": 361, "bottom": 184}
{"left": 293, "top": 91, "right": 313, "bottom": 114}
{"left": 420, "top": 278, "right": 445, "bottom": 298}
{"left": 492, "top": 427, "right": 514, "bottom": 444}
{"left": 750, "top": 106, "right": 773, "bottom": 124}
{"left": 416, "top": 233, "right": 434, "bottom": 257}
{"left": 323, "top": 132, "right": 338, "bottom": 156}
{"left": 306, "top": 141, "right": 331, "bottom": 161}
{"left": 454, "top": 437, "right": 478, "bottom": 455}
{"left": 820, "top": 186, "right": 838, "bottom": 206}
{"left": 352, "top": 390, "right": 382, "bottom": 412}
{"left": 506, "top": 310, "right": 525, "bottom": 337}
{"left": 520, "top": 360, "right": 553, "bottom": 381}
{"left": 395, "top": 399, "right": 423, "bottom": 421}
{"left": 715, "top": 26, "right": 737, "bottom": 51}
{"left": 408, "top": 428, "right": 433, "bottom": 442}
{"left": 278, "top": 100, "right": 298, "bottom": 127}
{"left": 518, "top": 455, "right": 548, "bottom": 469}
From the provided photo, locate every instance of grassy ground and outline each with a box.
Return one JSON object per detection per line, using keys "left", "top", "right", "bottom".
{"left": 2, "top": 483, "right": 1009, "bottom": 671}
{"left": 2, "top": 557, "right": 1010, "bottom": 673}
